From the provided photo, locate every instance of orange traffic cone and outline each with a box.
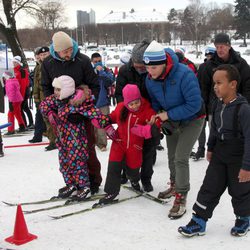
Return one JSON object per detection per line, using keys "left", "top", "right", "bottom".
{"left": 5, "top": 204, "right": 38, "bottom": 245}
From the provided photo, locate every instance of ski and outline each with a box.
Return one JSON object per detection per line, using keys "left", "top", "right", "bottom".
{"left": 0, "top": 247, "right": 17, "bottom": 250}
{"left": 122, "top": 185, "right": 169, "bottom": 205}
{"left": 23, "top": 194, "right": 105, "bottom": 214}
{"left": 2, "top": 196, "right": 67, "bottom": 206}
{"left": 49, "top": 194, "right": 142, "bottom": 220}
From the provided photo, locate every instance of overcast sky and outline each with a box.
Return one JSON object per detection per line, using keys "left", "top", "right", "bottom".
{"left": 15, "top": 0, "right": 235, "bottom": 28}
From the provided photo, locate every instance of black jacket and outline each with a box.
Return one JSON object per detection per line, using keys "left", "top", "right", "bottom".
{"left": 41, "top": 51, "right": 99, "bottom": 98}
{"left": 207, "top": 95, "right": 250, "bottom": 170}
{"left": 115, "top": 60, "right": 149, "bottom": 103}
{"left": 198, "top": 48, "right": 250, "bottom": 114}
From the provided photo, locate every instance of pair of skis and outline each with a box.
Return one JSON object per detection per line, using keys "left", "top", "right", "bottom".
{"left": 3, "top": 186, "right": 168, "bottom": 219}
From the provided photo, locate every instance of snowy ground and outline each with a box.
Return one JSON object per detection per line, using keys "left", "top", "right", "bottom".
{"left": 0, "top": 101, "right": 249, "bottom": 250}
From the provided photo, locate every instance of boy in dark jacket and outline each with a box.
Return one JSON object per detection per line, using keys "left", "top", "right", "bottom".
{"left": 179, "top": 64, "right": 250, "bottom": 237}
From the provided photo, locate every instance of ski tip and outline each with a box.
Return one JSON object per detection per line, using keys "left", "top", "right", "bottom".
{"left": 48, "top": 215, "right": 61, "bottom": 220}
{"left": 2, "top": 201, "right": 17, "bottom": 206}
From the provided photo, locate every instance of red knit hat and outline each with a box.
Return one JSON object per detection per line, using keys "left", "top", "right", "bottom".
{"left": 122, "top": 84, "right": 141, "bottom": 107}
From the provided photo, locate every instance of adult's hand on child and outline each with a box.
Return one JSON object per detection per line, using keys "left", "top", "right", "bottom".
{"left": 238, "top": 169, "right": 250, "bottom": 183}
{"left": 146, "top": 115, "right": 156, "bottom": 125}
{"left": 48, "top": 111, "right": 58, "bottom": 135}
{"left": 156, "top": 111, "right": 168, "bottom": 122}
{"left": 70, "top": 89, "right": 86, "bottom": 106}
{"left": 206, "top": 151, "right": 212, "bottom": 162}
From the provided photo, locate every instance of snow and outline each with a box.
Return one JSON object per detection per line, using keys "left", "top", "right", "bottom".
{"left": 0, "top": 97, "right": 249, "bottom": 250}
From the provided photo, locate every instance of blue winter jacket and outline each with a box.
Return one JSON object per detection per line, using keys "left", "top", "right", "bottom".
{"left": 96, "top": 68, "right": 114, "bottom": 108}
{"left": 145, "top": 48, "right": 202, "bottom": 121}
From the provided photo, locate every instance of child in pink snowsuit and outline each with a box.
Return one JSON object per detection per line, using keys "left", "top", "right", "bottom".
{"left": 2, "top": 71, "right": 25, "bottom": 134}
{"left": 40, "top": 75, "right": 110, "bottom": 201}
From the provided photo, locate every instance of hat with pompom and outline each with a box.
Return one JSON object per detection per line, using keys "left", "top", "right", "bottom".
{"left": 143, "top": 40, "right": 166, "bottom": 65}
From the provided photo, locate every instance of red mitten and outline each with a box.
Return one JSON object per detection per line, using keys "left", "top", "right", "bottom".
{"left": 131, "top": 124, "right": 152, "bottom": 139}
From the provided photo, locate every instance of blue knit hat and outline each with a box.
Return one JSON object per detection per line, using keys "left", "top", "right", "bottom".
{"left": 205, "top": 47, "right": 216, "bottom": 56}
{"left": 143, "top": 40, "right": 166, "bottom": 65}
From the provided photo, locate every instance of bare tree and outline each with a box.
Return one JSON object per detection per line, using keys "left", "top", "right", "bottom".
{"left": 0, "top": 0, "right": 39, "bottom": 67}
{"left": 35, "top": 0, "right": 67, "bottom": 31}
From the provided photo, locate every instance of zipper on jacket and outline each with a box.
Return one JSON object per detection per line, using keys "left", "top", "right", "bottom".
{"left": 127, "top": 113, "right": 132, "bottom": 149}
{"left": 218, "top": 104, "right": 226, "bottom": 140}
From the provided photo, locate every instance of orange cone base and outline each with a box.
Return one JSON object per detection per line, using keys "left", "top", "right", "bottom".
{"left": 5, "top": 233, "right": 37, "bottom": 246}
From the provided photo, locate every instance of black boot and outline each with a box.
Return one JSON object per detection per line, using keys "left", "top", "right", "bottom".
{"left": 193, "top": 148, "right": 205, "bottom": 161}
{"left": 17, "top": 124, "right": 26, "bottom": 133}
{"left": 131, "top": 181, "right": 142, "bottom": 192}
{"left": 93, "top": 193, "right": 119, "bottom": 207}
{"left": 142, "top": 181, "right": 154, "bottom": 192}
{"left": 45, "top": 142, "right": 57, "bottom": 151}
{"left": 68, "top": 187, "right": 91, "bottom": 202}
{"left": 58, "top": 185, "right": 77, "bottom": 198}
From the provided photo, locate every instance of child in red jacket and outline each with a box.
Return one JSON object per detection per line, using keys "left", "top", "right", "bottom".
{"left": 94, "top": 84, "right": 160, "bottom": 205}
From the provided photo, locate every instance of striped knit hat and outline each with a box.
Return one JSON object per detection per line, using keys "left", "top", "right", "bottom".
{"left": 143, "top": 40, "right": 166, "bottom": 65}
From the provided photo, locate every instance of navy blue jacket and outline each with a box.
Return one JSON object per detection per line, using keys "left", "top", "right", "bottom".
{"left": 208, "top": 95, "right": 250, "bottom": 170}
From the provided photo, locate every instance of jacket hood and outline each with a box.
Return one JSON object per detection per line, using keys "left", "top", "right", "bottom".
{"left": 49, "top": 39, "right": 79, "bottom": 61}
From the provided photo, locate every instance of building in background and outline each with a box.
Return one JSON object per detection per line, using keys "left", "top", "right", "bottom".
{"left": 77, "top": 9, "right": 96, "bottom": 27}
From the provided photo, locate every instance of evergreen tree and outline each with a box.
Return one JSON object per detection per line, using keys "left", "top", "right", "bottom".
{"left": 168, "top": 8, "right": 178, "bottom": 23}
{"left": 234, "top": 0, "right": 250, "bottom": 46}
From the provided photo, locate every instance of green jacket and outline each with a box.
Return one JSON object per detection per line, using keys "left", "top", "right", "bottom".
{"left": 33, "top": 63, "right": 45, "bottom": 103}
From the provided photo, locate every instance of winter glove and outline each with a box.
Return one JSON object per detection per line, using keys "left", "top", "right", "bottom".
{"left": 131, "top": 124, "right": 152, "bottom": 139}
{"left": 161, "top": 121, "right": 175, "bottom": 136}
{"left": 104, "top": 125, "right": 119, "bottom": 141}
{"left": 48, "top": 111, "right": 58, "bottom": 135}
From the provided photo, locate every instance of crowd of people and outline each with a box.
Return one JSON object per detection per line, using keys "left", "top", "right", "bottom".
{"left": 0, "top": 31, "right": 250, "bottom": 237}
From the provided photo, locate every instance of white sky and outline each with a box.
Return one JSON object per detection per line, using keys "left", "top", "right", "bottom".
{"left": 14, "top": 0, "right": 235, "bottom": 28}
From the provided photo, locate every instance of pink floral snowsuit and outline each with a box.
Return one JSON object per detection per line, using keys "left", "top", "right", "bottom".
{"left": 40, "top": 95, "right": 109, "bottom": 189}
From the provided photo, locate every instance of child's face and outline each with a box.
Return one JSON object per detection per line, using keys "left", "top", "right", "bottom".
{"left": 213, "top": 70, "right": 236, "bottom": 100}
{"left": 127, "top": 99, "right": 141, "bottom": 112}
{"left": 54, "top": 87, "right": 61, "bottom": 99}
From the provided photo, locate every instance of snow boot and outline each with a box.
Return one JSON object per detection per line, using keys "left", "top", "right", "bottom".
{"left": 142, "top": 181, "right": 154, "bottom": 192}
{"left": 231, "top": 216, "right": 250, "bottom": 236}
{"left": 4, "top": 131, "right": 15, "bottom": 136}
{"left": 168, "top": 192, "right": 187, "bottom": 219}
{"left": 58, "top": 185, "right": 77, "bottom": 198}
{"left": 131, "top": 181, "right": 142, "bottom": 192}
{"left": 45, "top": 142, "right": 57, "bottom": 151}
{"left": 193, "top": 148, "right": 205, "bottom": 160}
{"left": 94, "top": 193, "right": 119, "bottom": 207}
{"left": 17, "top": 124, "right": 26, "bottom": 133}
{"left": 158, "top": 181, "right": 175, "bottom": 199}
{"left": 69, "top": 187, "right": 91, "bottom": 202}
{"left": 178, "top": 214, "right": 207, "bottom": 237}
